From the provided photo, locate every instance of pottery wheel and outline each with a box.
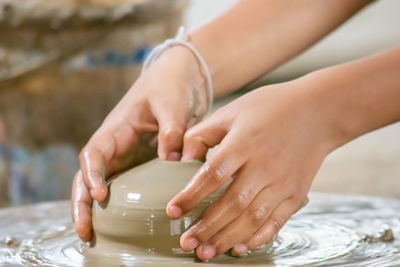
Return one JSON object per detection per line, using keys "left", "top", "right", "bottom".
{"left": 1, "top": 193, "right": 400, "bottom": 266}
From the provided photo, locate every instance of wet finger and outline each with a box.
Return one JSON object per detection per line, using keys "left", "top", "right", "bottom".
{"left": 79, "top": 122, "right": 138, "bottom": 202}
{"left": 79, "top": 144, "right": 108, "bottom": 202}
{"left": 181, "top": 118, "right": 228, "bottom": 161}
{"left": 195, "top": 186, "right": 287, "bottom": 260}
{"left": 71, "top": 171, "right": 93, "bottom": 242}
{"left": 180, "top": 168, "right": 260, "bottom": 251}
{"left": 156, "top": 114, "right": 186, "bottom": 161}
{"left": 240, "top": 198, "right": 301, "bottom": 253}
{"left": 166, "top": 138, "right": 245, "bottom": 219}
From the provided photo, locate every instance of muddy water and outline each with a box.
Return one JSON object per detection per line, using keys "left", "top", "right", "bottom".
{"left": 1, "top": 193, "right": 400, "bottom": 266}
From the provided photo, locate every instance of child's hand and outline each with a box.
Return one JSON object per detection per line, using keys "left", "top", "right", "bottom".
{"left": 71, "top": 46, "right": 209, "bottom": 242}
{"left": 167, "top": 77, "right": 335, "bottom": 260}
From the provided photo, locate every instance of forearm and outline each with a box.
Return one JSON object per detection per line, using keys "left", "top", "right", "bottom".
{"left": 308, "top": 45, "right": 400, "bottom": 149}
{"left": 189, "top": 0, "right": 370, "bottom": 97}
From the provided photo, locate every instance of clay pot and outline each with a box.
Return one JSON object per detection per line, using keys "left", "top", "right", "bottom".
{"left": 92, "top": 158, "right": 222, "bottom": 254}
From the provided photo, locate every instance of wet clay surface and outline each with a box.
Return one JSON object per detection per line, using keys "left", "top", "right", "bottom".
{"left": 92, "top": 159, "right": 225, "bottom": 254}
{"left": 1, "top": 193, "right": 400, "bottom": 266}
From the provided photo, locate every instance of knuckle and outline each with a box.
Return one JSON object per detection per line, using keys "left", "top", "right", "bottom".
{"left": 249, "top": 207, "right": 268, "bottom": 226}
{"left": 231, "top": 190, "right": 251, "bottom": 211}
{"left": 78, "top": 148, "right": 88, "bottom": 162}
{"left": 183, "top": 128, "right": 200, "bottom": 143}
{"left": 291, "top": 194, "right": 304, "bottom": 204}
{"left": 79, "top": 146, "right": 101, "bottom": 163}
{"left": 201, "top": 162, "right": 225, "bottom": 185}
{"left": 270, "top": 216, "right": 285, "bottom": 233}
{"left": 160, "top": 127, "right": 184, "bottom": 141}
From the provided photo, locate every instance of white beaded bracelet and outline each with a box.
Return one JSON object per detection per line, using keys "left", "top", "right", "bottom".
{"left": 141, "top": 26, "right": 214, "bottom": 114}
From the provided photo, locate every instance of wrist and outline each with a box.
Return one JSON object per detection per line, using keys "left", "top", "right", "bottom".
{"left": 288, "top": 71, "right": 351, "bottom": 153}
{"left": 302, "top": 47, "right": 400, "bottom": 152}
{"left": 298, "top": 70, "right": 356, "bottom": 152}
{"left": 155, "top": 45, "right": 209, "bottom": 117}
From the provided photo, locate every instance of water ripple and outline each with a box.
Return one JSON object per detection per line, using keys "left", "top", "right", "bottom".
{"left": 1, "top": 193, "right": 400, "bottom": 266}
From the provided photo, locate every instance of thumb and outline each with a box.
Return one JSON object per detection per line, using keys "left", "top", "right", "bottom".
{"left": 182, "top": 117, "right": 228, "bottom": 161}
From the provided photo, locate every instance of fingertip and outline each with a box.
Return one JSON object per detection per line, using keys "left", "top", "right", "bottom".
{"left": 75, "top": 220, "right": 92, "bottom": 242}
{"left": 79, "top": 232, "right": 92, "bottom": 243}
{"left": 180, "top": 235, "right": 199, "bottom": 252}
{"left": 181, "top": 152, "right": 205, "bottom": 162}
{"left": 181, "top": 152, "right": 194, "bottom": 162}
{"left": 158, "top": 148, "right": 167, "bottom": 161}
{"left": 157, "top": 127, "right": 185, "bottom": 161}
{"left": 158, "top": 148, "right": 182, "bottom": 162}
{"left": 166, "top": 204, "right": 182, "bottom": 218}
{"left": 90, "top": 185, "right": 108, "bottom": 202}
{"left": 196, "top": 244, "right": 216, "bottom": 261}
{"left": 167, "top": 151, "right": 181, "bottom": 161}
{"left": 182, "top": 135, "right": 208, "bottom": 161}
{"left": 231, "top": 244, "right": 249, "bottom": 257}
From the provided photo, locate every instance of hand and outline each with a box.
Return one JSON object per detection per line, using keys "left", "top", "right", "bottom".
{"left": 166, "top": 77, "right": 336, "bottom": 260}
{"left": 71, "top": 46, "right": 209, "bottom": 242}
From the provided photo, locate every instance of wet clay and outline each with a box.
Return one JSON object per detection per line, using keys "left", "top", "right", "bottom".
{"left": 90, "top": 158, "right": 279, "bottom": 264}
{"left": 92, "top": 158, "right": 226, "bottom": 255}
{"left": 1, "top": 193, "right": 400, "bottom": 266}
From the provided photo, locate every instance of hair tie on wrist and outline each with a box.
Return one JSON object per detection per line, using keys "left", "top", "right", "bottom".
{"left": 142, "top": 26, "right": 213, "bottom": 114}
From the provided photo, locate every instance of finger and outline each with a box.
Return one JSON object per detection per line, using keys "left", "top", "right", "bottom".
{"left": 79, "top": 122, "right": 137, "bottom": 202}
{"left": 79, "top": 145, "right": 107, "bottom": 202}
{"left": 237, "top": 197, "right": 301, "bottom": 254}
{"left": 166, "top": 136, "right": 245, "bottom": 219}
{"left": 181, "top": 117, "right": 228, "bottom": 161}
{"left": 71, "top": 170, "right": 93, "bottom": 242}
{"left": 153, "top": 108, "right": 187, "bottom": 161}
{"left": 194, "top": 186, "right": 287, "bottom": 260}
{"left": 180, "top": 167, "right": 261, "bottom": 251}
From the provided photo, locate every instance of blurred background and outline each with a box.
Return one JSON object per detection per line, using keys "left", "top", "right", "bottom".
{"left": 0, "top": 0, "right": 399, "bottom": 207}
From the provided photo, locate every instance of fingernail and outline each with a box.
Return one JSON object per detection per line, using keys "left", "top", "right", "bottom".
{"left": 167, "top": 152, "right": 181, "bottom": 161}
{"left": 90, "top": 186, "right": 107, "bottom": 202}
{"left": 200, "top": 244, "right": 216, "bottom": 260}
{"left": 185, "top": 237, "right": 199, "bottom": 251}
{"left": 182, "top": 153, "right": 204, "bottom": 162}
{"left": 181, "top": 153, "right": 191, "bottom": 162}
{"left": 167, "top": 205, "right": 182, "bottom": 218}
{"left": 232, "top": 244, "right": 249, "bottom": 257}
